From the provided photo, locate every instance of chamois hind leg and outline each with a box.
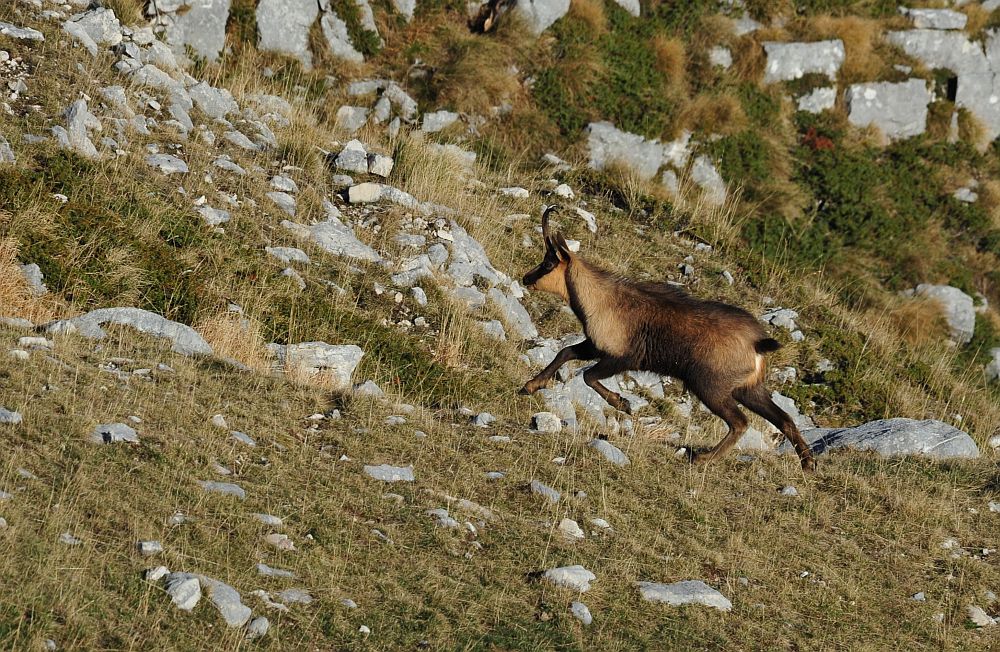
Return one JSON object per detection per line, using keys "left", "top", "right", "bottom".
{"left": 520, "top": 339, "right": 598, "bottom": 395}
{"left": 582, "top": 357, "right": 632, "bottom": 414}
{"left": 734, "top": 384, "right": 817, "bottom": 471}
{"left": 690, "top": 391, "right": 750, "bottom": 465}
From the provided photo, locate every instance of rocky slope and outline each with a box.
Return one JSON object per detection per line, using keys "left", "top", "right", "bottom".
{"left": 1, "top": 0, "right": 1000, "bottom": 649}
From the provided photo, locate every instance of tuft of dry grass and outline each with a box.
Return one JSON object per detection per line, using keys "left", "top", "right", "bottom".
{"left": 889, "top": 297, "right": 949, "bottom": 346}
{"left": 678, "top": 92, "right": 747, "bottom": 135}
{"left": 651, "top": 34, "right": 688, "bottom": 93}
{"left": 195, "top": 309, "right": 273, "bottom": 371}
{"left": 568, "top": 0, "right": 608, "bottom": 35}
{"left": 961, "top": 3, "right": 991, "bottom": 37}
{"left": 0, "top": 236, "right": 62, "bottom": 323}
{"left": 958, "top": 108, "right": 989, "bottom": 150}
{"left": 805, "top": 15, "right": 883, "bottom": 83}
{"left": 103, "top": 0, "right": 144, "bottom": 23}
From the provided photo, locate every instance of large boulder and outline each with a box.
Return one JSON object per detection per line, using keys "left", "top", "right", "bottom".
{"left": 911, "top": 284, "right": 975, "bottom": 345}
{"left": 514, "top": 0, "right": 571, "bottom": 35}
{"left": 779, "top": 418, "right": 980, "bottom": 460}
{"left": 846, "top": 79, "right": 931, "bottom": 140}
{"left": 160, "top": 0, "right": 231, "bottom": 62}
{"left": 585, "top": 122, "right": 666, "bottom": 181}
{"left": 762, "top": 40, "right": 845, "bottom": 83}
{"left": 45, "top": 307, "right": 213, "bottom": 356}
{"left": 268, "top": 342, "right": 364, "bottom": 389}
{"left": 257, "top": 0, "right": 318, "bottom": 68}
{"left": 63, "top": 7, "right": 122, "bottom": 57}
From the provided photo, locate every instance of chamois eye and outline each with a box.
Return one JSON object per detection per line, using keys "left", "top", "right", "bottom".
{"left": 542, "top": 260, "right": 555, "bottom": 271}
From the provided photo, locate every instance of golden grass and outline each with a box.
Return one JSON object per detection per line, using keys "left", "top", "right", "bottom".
{"left": 651, "top": 34, "right": 688, "bottom": 93}
{"left": 568, "top": 0, "right": 608, "bottom": 35}
{"left": 889, "top": 296, "right": 949, "bottom": 346}
{"left": 678, "top": 92, "right": 747, "bottom": 135}
{"left": 806, "top": 15, "right": 883, "bottom": 83}
{"left": 961, "top": 3, "right": 991, "bottom": 37}
{"left": 195, "top": 309, "right": 273, "bottom": 372}
{"left": 958, "top": 108, "right": 989, "bottom": 150}
{"left": 0, "top": 236, "right": 62, "bottom": 323}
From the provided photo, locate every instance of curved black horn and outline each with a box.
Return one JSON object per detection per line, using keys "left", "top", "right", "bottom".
{"left": 541, "top": 204, "right": 560, "bottom": 241}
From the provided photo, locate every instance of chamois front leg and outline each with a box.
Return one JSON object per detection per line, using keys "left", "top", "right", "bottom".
{"left": 582, "top": 357, "right": 632, "bottom": 414}
{"left": 520, "top": 339, "right": 598, "bottom": 395}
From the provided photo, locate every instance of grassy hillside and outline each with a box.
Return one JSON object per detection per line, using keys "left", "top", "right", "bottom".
{"left": 1, "top": 0, "right": 1000, "bottom": 649}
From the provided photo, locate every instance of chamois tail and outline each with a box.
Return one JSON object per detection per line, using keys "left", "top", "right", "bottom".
{"left": 754, "top": 338, "right": 782, "bottom": 354}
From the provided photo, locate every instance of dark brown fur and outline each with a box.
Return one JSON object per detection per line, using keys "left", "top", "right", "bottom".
{"left": 521, "top": 206, "right": 816, "bottom": 470}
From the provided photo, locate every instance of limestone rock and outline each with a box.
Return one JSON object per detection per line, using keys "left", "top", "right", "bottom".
{"left": 63, "top": 8, "right": 122, "bottom": 57}
{"left": 487, "top": 288, "right": 537, "bottom": 339}
{"left": 200, "top": 576, "right": 252, "bottom": 628}
{"left": 363, "top": 464, "right": 415, "bottom": 482}
{"left": 268, "top": 341, "right": 364, "bottom": 388}
{"left": 780, "top": 418, "right": 980, "bottom": 460}
{"left": 588, "top": 439, "right": 629, "bottom": 466}
{"left": 636, "top": 580, "right": 732, "bottom": 611}
{"left": 902, "top": 8, "right": 966, "bottom": 30}
{"left": 586, "top": 121, "right": 664, "bottom": 181}
{"left": 985, "top": 348, "right": 1000, "bottom": 383}
{"left": 0, "top": 22, "right": 44, "bottom": 41}
{"left": 257, "top": 0, "right": 318, "bottom": 69}
{"left": 162, "top": 0, "right": 232, "bottom": 62}
{"left": 911, "top": 284, "right": 975, "bottom": 344}
{"left": 543, "top": 565, "right": 595, "bottom": 592}
{"left": 61, "top": 100, "right": 102, "bottom": 160}
{"left": 90, "top": 423, "right": 139, "bottom": 444}
{"left": 198, "top": 481, "right": 246, "bottom": 499}
{"left": 146, "top": 154, "right": 188, "bottom": 174}
{"left": 846, "top": 79, "right": 930, "bottom": 140}
{"left": 513, "top": 0, "right": 571, "bottom": 35}
{"left": 762, "top": 40, "right": 845, "bottom": 83}
{"left": 797, "top": 87, "right": 836, "bottom": 114}
{"left": 421, "top": 110, "right": 460, "bottom": 133}
{"left": 164, "top": 572, "right": 201, "bottom": 611}
{"left": 47, "top": 307, "right": 211, "bottom": 356}
{"left": 320, "top": 6, "right": 364, "bottom": 64}
{"left": 281, "top": 212, "right": 382, "bottom": 263}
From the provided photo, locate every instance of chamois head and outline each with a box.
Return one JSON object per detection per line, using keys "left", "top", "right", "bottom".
{"left": 522, "top": 205, "right": 573, "bottom": 300}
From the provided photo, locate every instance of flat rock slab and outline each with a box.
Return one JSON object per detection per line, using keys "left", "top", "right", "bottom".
{"left": 779, "top": 418, "right": 980, "bottom": 459}
{"left": 543, "top": 565, "right": 596, "bottom": 592}
{"left": 636, "top": 580, "right": 732, "bottom": 611}
{"left": 588, "top": 439, "right": 629, "bottom": 466}
{"left": 200, "top": 576, "right": 252, "bottom": 628}
{"left": 281, "top": 213, "right": 382, "bottom": 263}
{"left": 268, "top": 341, "right": 363, "bottom": 388}
{"left": 164, "top": 572, "right": 201, "bottom": 610}
{"left": 363, "top": 464, "right": 415, "bottom": 482}
{"left": 0, "top": 21, "right": 45, "bottom": 41}
{"left": 257, "top": 0, "right": 318, "bottom": 68}
{"left": 846, "top": 79, "right": 930, "bottom": 140}
{"left": 763, "top": 40, "right": 845, "bottom": 83}
{"left": 90, "top": 423, "right": 138, "bottom": 444}
{"left": 46, "top": 307, "right": 212, "bottom": 356}
{"left": 198, "top": 480, "right": 246, "bottom": 499}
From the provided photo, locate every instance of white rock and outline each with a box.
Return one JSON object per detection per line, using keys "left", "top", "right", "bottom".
{"left": 146, "top": 154, "right": 188, "bottom": 174}
{"left": 636, "top": 580, "right": 732, "bottom": 611}
{"left": 90, "top": 423, "right": 138, "bottom": 444}
{"left": 530, "top": 480, "right": 560, "bottom": 503}
{"left": 164, "top": 572, "right": 201, "bottom": 611}
{"left": 588, "top": 439, "right": 629, "bottom": 466}
{"left": 543, "top": 565, "right": 596, "bottom": 592}
{"left": 363, "top": 464, "right": 415, "bottom": 482}
{"left": 532, "top": 412, "right": 562, "bottom": 433}
{"left": 570, "top": 601, "right": 593, "bottom": 625}
{"left": 558, "top": 518, "right": 585, "bottom": 540}
{"left": 137, "top": 540, "right": 163, "bottom": 556}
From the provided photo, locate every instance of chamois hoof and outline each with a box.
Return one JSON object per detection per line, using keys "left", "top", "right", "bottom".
{"left": 800, "top": 456, "right": 818, "bottom": 472}
{"left": 518, "top": 384, "right": 535, "bottom": 396}
{"left": 690, "top": 451, "right": 712, "bottom": 465}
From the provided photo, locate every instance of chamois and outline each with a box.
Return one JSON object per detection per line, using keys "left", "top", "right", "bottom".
{"left": 520, "top": 206, "right": 817, "bottom": 471}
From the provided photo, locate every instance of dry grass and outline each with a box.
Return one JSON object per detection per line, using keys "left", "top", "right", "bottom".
{"left": 195, "top": 309, "right": 273, "bottom": 372}
{"left": 805, "top": 15, "right": 884, "bottom": 83}
{"left": 961, "top": 3, "right": 991, "bottom": 37}
{"left": 889, "top": 297, "right": 949, "bottom": 346}
{"left": 568, "top": 0, "right": 608, "bottom": 35}
{"left": 651, "top": 35, "right": 688, "bottom": 93}
{"left": 958, "top": 108, "right": 990, "bottom": 150}
{"left": 0, "top": 236, "right": 62, "bottom": 323}
{"left": 678, "top": 92, "right": 747, "bottom": 135}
